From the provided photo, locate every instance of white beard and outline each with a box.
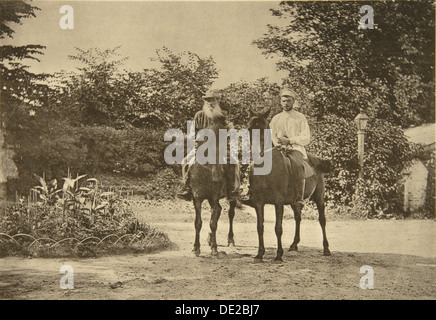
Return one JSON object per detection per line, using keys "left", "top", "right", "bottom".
{"left": 203, "top": 103, "right": 224, "bottom": 119}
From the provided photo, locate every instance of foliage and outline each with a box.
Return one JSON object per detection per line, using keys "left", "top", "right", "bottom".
{"left": 0, "top": 1, "right": 38, "bottom": 38}
{"left": 97, "top": 168, "right": 182, "bottom": 200}
{"left": 50, "top": 46, "right": 218, "bottom": 128}
{"left": 6, "top": 113, "right": 169, "bottom": 196}
{"left": 51, "top": 47, "right": 129, "bottom": 125}
{"left": 0, "top": 174, "right": 172, "bottom": 257}
{"left": 1, "top": 1, "right": 49, "bottom": 138}
{"left": 254, "top": 1, "right": 435, "bottom": 127}
{"left": 219, "top": 78, "right": 281, "bottom": 127}
{"left": 307, "top": 114, "right": 422, "bottom": 216}
{"left": 141, "top": 47, "right": 219, "bottom": 129}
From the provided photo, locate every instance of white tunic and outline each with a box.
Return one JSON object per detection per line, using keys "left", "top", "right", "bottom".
{"left": 269, "top": 109, "right": 310, "bottom": 158}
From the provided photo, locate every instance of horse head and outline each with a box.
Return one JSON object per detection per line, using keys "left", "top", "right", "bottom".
{"left": 247, "top": 108, "right": 271, "bottom": 131}
{"left": 246, "top": 108, "right": 272, "bottom": 157}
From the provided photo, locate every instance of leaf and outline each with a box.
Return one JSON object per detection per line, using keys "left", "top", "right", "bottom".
{"left": 74, "top": 174, "right": 87, "bottom": 182}
{"left": 62, "top": 178, "right": 75, "bottom": 191}
{"left": 64, "top": 190, "right": 75, "bottom": 198}
{"left": 48, "top": 179, "right": 58, "bottom": 189}
{"left": 95, "top": 203, "right": 108, "bottom": 210}
{"left": 100, "top": 192, "right": 115, "bottom": 197}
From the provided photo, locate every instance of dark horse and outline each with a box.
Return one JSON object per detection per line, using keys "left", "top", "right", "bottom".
{"left": 188, "top": 125, "right": 237, "bottom": 256}
{"left": 246, "top": 110, "right": 331, "bottom": 261}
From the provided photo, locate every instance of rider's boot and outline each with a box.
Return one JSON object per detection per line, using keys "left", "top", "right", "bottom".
{"left": 294, "top": 179, "right": 305, "bottom": 212}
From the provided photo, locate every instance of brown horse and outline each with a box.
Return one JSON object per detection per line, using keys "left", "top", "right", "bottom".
{"left": 246, "top": 110, "right": 331, "bottom": 261}
{"left": 189, "top": 125, "right": 237, "bottom": 256}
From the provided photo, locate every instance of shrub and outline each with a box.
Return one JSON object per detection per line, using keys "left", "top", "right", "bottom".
{"left": 307, "top": 114, "right": 421, "bottom": 217}
{"left": 6, "top": 112, "right": 169, "bottom": 197}
{"left": 0, "top": 173, "right": 172, "bottom": 257}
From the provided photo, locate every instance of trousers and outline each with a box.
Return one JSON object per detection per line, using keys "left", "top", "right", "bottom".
{"left": 287, "top": 150, "right": 305, "bottom": 204}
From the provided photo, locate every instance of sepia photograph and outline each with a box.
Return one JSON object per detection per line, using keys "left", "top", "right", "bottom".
{"left": 0, "top": 0, "right": 435, "bottom": 304}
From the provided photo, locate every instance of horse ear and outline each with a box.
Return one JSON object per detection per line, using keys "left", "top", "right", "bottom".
{"left": 261, "top": 108, "right": 271, "bottom": 119}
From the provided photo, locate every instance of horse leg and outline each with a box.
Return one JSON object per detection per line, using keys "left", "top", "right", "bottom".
{"left": 192, "top": 198, "right": 203, "bottom": 256}
{"left": 289, "top": 204, "right": 302, "bottom": 251}
{"left": 274, "top": 203, "right": 284, "bottom": 261}
{"left": 254, "top": 204, "right": 265, "bottom": 261}
{"left": 316, "top": 201, "right": 331, "bottom": 256}
{"left": 227, "top": 200, "right": 236, "bottom": 246}
{"left": 208, "top": 198, "right": 222, "bottom": 256}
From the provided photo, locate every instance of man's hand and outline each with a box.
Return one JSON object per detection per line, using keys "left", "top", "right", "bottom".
{"left": 278, "top": 136, "right": 298, "bottom": 146}
{"left": 278, "top": 137, "right": 290, "bottom": 145}
{"left": 279, "top": 136, "right": 298, "bottom": 145}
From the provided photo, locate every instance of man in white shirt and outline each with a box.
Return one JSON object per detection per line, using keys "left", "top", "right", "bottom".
{"left": 270, "top": 87, "right": 310, "bottom": 210}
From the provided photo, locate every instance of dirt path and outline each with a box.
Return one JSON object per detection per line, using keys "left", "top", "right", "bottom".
{"left": 1, "top": 201, "right": 435, "bottom": 300}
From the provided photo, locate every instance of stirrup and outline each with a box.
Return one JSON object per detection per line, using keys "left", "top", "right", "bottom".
{"left": 229, "top": 188, "right": 242, "bottom": 197}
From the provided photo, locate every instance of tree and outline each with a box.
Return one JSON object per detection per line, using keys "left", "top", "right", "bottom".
{"left": 219, "top": 78, "right": 281, "bottom": 127}
{"left": 52, "top": 47, "right": 129, "bottom": 125}
{"left": 0, "top": 1, "right": 52, "bottom": 199}
{"left": 140, "top": 47, "right": 219, "bottom": 129}
{"left": 1, "top": 1, "right": 37, "bottom": 38}
{"left": 254, "top": 1, "right": 435, "bottom": 127}
{"left": 1, "top": 1, "right": 47, "bottom": 119}
{"left": 52, "top": 46, "right": 218, "bottom": 129}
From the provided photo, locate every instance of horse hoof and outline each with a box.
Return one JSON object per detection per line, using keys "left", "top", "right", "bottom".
{"left": 217, "top": 251, "right": 228, "bottom": 259}
{"left": 273, "top": 258, "right": 283, "bottom": 263}
{"left": 227, "top": 240, "right": 235, "bottom": 247}
{"left": 253, "top": 256, "right": 263, "bottom": 262}
{"left": 211, "top": 250, "right": 219, "bottom": 256}
{"left": 323, "top": 250, "right": 331, "bottom": 256}
{"left": 288, "top": 245, "right": 298, "bottom": 252}
{"left": 192, "top": 249, "right": 200, "bottom": 256}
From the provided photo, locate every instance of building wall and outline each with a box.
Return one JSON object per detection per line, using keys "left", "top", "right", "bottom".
{"left": 403, "top": 160, "right": 429, "bottom": 212}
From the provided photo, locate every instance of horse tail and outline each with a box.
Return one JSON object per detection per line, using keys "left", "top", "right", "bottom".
{"left": 307, "top": 153, "right": 331, "bottom": 174}
{"left": 317, "top": 159, "right": 331, "bottom": 174}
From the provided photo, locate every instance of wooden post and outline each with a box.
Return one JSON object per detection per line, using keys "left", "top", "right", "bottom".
{"left": 357, "top": 130, "right": 365, "bottom": 179}
{"left": 403, "top": 172, "right": 410, "bottom": 212}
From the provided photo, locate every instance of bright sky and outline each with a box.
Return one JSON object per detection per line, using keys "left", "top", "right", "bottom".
{"left": 3, "top": 0, "right": 288, "bottom": 89}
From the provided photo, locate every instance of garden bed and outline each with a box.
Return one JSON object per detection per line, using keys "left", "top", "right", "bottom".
{"left": 0, "top": 173, "right": 174, "bottom": 258}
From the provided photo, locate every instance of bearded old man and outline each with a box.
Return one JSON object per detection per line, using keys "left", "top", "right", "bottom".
{"left": 177, "top": 89, "right": 241, "bottom": 201}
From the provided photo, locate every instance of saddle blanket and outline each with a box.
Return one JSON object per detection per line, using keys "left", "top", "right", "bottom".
{"left": 283, "top": 156, "right": 315, "bottom": 179}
